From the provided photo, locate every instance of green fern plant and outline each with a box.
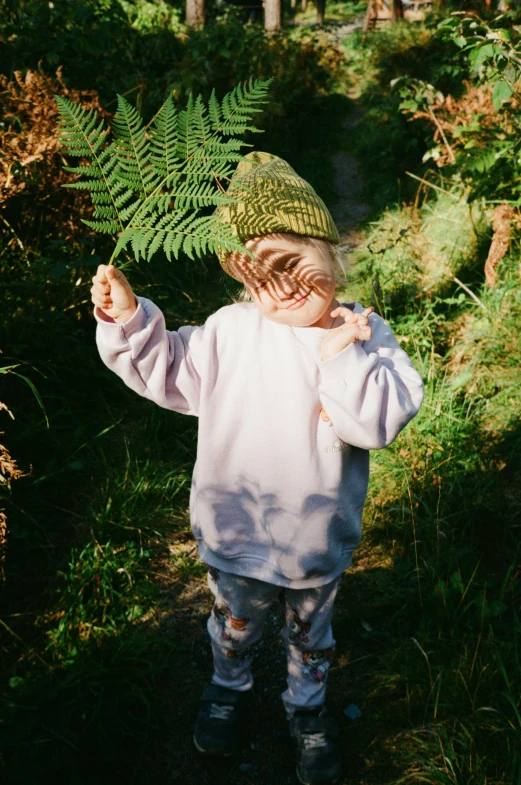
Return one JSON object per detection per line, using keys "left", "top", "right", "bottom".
{"left": 55, "top": 79, "right": 272, "bottom": 263}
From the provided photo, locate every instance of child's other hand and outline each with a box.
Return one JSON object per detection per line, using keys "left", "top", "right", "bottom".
{"left": 91, "top": 264, "right": 138, "bottom": 324}
{"left": 320, "top": 306, "right": 374, "bottom": 361}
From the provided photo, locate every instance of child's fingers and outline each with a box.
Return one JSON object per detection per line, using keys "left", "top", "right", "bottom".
{"left": 349, "top": 309, "right": 373, "bottom": 326}
{"left": 90, "top": 286, "right": 111, "bottom": 310}
{"left": 91, "top": 288, "right": 112, "bottom": 303}
{"left": 331, "top": 306, "right": 375, "bottom": 322}
{"left": 91, "top": 281, "right": 111, "bottom": 296}
{"left": 91, "top": 287, "right": 112, "bottom": 304}
{"left": 94, "top": 264, "right": 110, "bottom": 284}
{"left": 107, "top": 265, "right": 127, "bottom": 283}
{"left": 330, "top": 306, "right": 356, "bottom": 322}
{"left": 92, "top": 295, "right": 113, "bottom": 310}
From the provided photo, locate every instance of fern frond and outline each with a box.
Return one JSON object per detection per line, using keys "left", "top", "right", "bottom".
{"left": 219, "top": 78, "right": 272, "bottom": 135}
{"left": 119, "top": 200, "right": 142, "bottom": 223}
{"left": 175, "top": 93, "right": 200, "bottom": 162}
{"left": 56, "top": 79, "right": 272, "bottom": 261}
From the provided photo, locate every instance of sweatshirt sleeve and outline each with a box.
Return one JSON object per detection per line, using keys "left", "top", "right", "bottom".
{"left": 317, "top": 309, "right": 424, "bottom": 450}
{"left": 94, "top": 295, "right": 205, "bottom": 416}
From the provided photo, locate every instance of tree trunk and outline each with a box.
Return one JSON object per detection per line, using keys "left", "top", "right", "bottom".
{"left": 392, "top": 0, "right": 403, "bottom": 20}
{"left": 316, "top": 0, "right": 326, "bottom": 24}
{"left": 363, "top": 0, "right": 373, "bottom": 31}
{"left": 264, "top": 0, "right": 281, "bottom": 31}
{"left": 302, "top": 0, "right": 307, "bottom": 10}
{"left": 291, "top": 0, "right": 296, "bottom": 8}
{"left": 186, "top": 0, "right": 205, "bottom": 28}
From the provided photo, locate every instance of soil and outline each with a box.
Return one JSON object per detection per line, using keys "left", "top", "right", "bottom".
{"left": 330, "top": 108, "right": 371, "bottom": 253}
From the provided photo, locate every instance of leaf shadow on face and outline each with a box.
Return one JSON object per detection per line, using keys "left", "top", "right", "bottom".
{"left": 227, "top": 233, "right": 336, "bottom": 303}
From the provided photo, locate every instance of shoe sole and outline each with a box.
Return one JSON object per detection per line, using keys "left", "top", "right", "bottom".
{"left": 296, "top": 769, "right": 341, "bottom": 785}
{"left": 193, "top": 733, "right": 235, "bottom": 757}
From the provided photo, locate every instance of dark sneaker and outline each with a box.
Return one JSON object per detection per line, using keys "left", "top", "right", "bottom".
{"left": 288, "top": 706, "right": 341, "bottom": 785}
{"left": 193, "top": 684, "right": 251, "bottom": 756}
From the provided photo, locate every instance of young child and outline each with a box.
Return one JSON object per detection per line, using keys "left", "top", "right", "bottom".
{"left": 91, "top": 152, "right": 424, "bottom": 785}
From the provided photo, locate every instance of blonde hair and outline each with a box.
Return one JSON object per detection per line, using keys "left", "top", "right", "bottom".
{"left": 226, "top": 233, "right": 349, "bottom": 304}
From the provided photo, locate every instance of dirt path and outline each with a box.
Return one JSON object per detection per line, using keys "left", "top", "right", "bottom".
{"left": 327, "top": 21, "right": 371, "bottom": 254}
{"left": 329, "top": 108, "right": 371, "bottom": 253}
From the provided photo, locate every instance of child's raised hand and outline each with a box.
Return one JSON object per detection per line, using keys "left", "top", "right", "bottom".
{"left": 320, "top": 306, "right": 374, "bottom": 361}
{"left": 91, "top": 264, "right": 138, "bottom": 324}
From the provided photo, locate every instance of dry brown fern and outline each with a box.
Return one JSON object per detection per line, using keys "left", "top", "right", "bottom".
{"left": 0, "top": 65, "right": 106, "bottom": 201}
{"left": 410, "top": 82, "right": 513, "bottom": 169}
{"left": 0, "top": 64, "right": 108, "bottom": 244}
{"left": 0, "top": 432, "right": 27, "bottom": 581}
{"left": 484, "top": 203, "right": 521, "bottom": 287}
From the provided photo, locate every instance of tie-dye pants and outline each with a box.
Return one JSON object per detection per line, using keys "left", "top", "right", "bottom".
{"left": 205, "top": 566, "right": 340, "bottom": 714}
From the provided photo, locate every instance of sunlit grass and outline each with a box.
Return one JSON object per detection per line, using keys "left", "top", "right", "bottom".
{"left": 293, "top": 0, "right": 367, "bottom": 25}
{"left": 337, "top": 190, "right": 521, "bottom": 783}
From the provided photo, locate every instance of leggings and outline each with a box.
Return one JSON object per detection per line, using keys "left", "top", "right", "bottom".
{"left": 205, "top": 566, "right": 340, "bottom": 714}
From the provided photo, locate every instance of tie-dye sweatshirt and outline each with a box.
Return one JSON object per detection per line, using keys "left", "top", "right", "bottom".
{"left": 95, "top": 297, "right": 424, "bottom": 589}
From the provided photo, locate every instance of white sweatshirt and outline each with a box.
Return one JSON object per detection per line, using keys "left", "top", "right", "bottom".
{"left": 95, "top": 297, "right": 424, "bottom": 589}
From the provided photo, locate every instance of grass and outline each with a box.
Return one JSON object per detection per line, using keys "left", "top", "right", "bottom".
{"left": 292, "top": 0, "right": 367, "bottom": 26}
{"left": 3, "top": 183, "right": 520, "bottom": 784}
{"left": 339, "top": 186, "right": 521, "bottom": 785}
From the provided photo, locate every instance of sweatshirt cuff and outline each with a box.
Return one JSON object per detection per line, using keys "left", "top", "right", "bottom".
{"left": 317, "top": 339, "right": 372, "bottom": 381}
{"left": 94, "top": 297, "right": 148, "bottom": 347}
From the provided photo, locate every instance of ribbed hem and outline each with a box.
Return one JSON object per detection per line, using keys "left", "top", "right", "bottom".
{"left": 317, "top": 339, "right": 371, "bottom": 381}
{"left": 93, "top": 299, "right": 147, "bottom": 347}
{"left": 211, "top": 674, "right": 254, "bottom": 692}
{"left": 197, "top": 541, "right": 353, "bottom": 590}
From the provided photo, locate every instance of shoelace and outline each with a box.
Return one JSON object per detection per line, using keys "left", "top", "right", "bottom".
{"left": 302, "top": 732, "right": 328, "bottom": 750}
{"left": 209, "top": 703, "right": 235, "bottom": 720}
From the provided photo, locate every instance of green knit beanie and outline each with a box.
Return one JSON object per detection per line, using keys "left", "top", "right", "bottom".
{"left": 215, "top": 151, "right": 340, "bottom": 281}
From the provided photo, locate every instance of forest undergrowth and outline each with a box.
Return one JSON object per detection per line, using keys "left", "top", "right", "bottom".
{"left": 1, "top": 3, "right": 521, "bottom": 784}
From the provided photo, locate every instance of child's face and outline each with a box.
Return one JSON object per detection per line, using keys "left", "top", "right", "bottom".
{"left": 229, "top": 235, "right": 339, "bottom": 329}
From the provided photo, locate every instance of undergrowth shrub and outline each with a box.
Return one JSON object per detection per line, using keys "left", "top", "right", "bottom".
{"left": 1, "top": 2, "right": 348, "bottom": 169}
{"left": 393, "top": 14, "right": 521, "bottom": 205}
{"left": 166, "top": 12, "right": 349, "bottom": 192}
{"left": 175, "top": 15, "right": 345, "bottom": 105}
{"left": 342, "top": 19, "right": 468, "bottom": 209}
{"left": 349, "top": 188, "right": 490, "bottom": 322}
{"left": 0, "top": 0, "right": 184, "bottom": 108}
{"left": 0, "top": 419, "right": 25, "bottom": 582}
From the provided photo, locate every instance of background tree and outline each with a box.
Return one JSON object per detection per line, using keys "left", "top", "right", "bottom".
{"left": 316, "top": 0, "right": 326, "bottom": 24}
{"left": 186, "top": 0, "right": 205, "bottom": 28}
{"left": 265, "top": 0, "right": 281, "bottom": 31}
{"left": 393, "top": 0, "right": 404, "bottom": 21}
